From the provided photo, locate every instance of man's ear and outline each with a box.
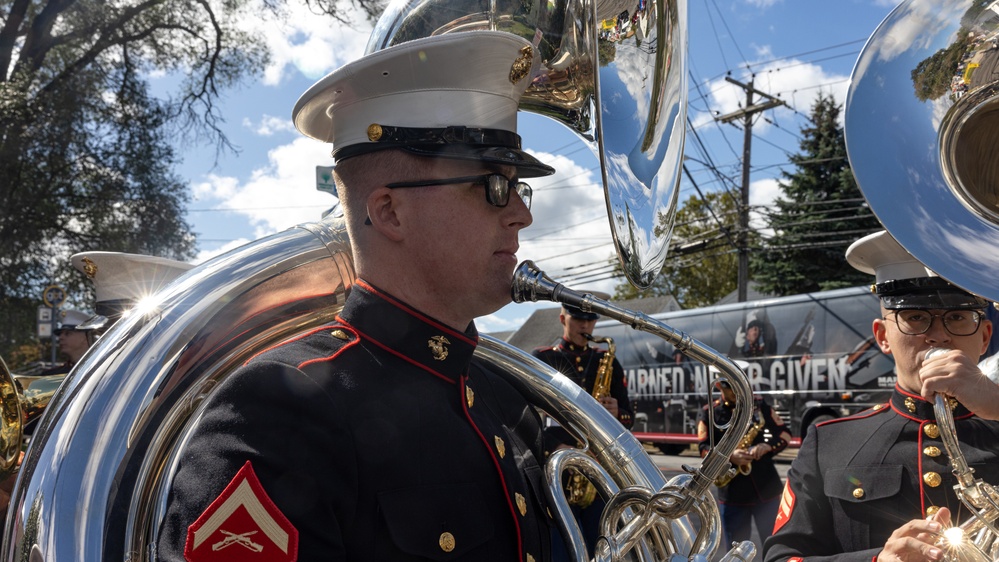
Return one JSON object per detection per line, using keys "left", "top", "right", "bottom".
{"left": 365, "top": 187, "right": 404, "bottom": 242}
{"left": 873, "top": 317, "right": 891, "bottom": 354}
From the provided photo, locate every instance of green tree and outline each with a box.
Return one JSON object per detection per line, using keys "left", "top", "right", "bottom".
{"left": 615, "top": 190, "right": 741, "bottom": 308}
{"left": 750, "top": 94, "right": 881, "bottom": 296}
{"left": 0, "top": 0, "right": 380, "bottom": 366}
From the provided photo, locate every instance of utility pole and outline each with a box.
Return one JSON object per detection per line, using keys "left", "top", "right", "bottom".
{"left": 714, "top": 74, "right": 784, "bottom": 302}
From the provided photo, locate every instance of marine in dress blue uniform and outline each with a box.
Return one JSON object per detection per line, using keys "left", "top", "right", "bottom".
{"left": 764, "top": 230, "right": 999, "bottom": 562}
{"left": 697, "top": 381, "right": 790, "bottom": 549}
{"left": 530, "top": 303, "right": 632, "bottom": 557}
{"left": 530, "top": 304, "right": 634, "bottom": 430}
{"left": 155, "top": 31, "right": 560, "bottom": 562}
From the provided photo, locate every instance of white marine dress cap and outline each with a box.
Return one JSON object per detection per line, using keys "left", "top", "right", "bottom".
{"left": 292, "top": 31, "right": 555, "bottom": 178}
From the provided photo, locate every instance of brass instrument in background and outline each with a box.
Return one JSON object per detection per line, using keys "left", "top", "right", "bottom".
{"left": 566, "top": 334, "right": 616, "bottom": 508}
{"left": 584, "top": 334, "right": 616, "bottom": 401}
{"left": 0, "top": 362, "right": 65, "bottom": 484}
{"left": 845, "top": 1, "right": 999, "bottom": 560}
{"left": 714, "top": 411, "right": 765, "bottom": 488}
{"left": 513, "top": 261, "right": 757, "bottom": 562}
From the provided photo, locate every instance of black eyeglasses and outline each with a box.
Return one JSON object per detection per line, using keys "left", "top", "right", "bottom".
{"left": 385, "top": 174, "right": 532, "bottom": 210}
{"left": 883, "top": 309, "right": 984, "bottom": 336}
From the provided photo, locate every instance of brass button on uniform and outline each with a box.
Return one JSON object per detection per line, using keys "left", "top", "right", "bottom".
{"left": 494, "top": 436, "right": 506, "bottom": 458}
{"left": 329, "top": 329, "right": 350, "bottom": 341}
{"left": 923, "top": 446, "right": 941, "bottom": 457}
{"left": 439, "top": 532, "right": 455, "bottom": 552}
{"left": 852, "top": 488, "right": 865, "bottom": 499}
{"left": 926, "top": 506, "right": 940, "bottom": 516}
{"left": 577, "top": 366, "right": 584, "bottom": 372}
{"left": 904, "top": 397, "right": 916, "bottom": 413}
{"left": 527, "top": 555, "right": 536, "bottom": 562}
{"left": 924, "top": 472, "right": 942, "bottom": 487}
{"left": 924, "top": 423, "right": 940, "bottom": 439}
{"left": 516, "top": 493, "right": 527, "bottom": 516}
{"left": 872, "top": 403, "right": 885, "bottom": 411}
{"left": 466, "top": 386, "right": 474, "bottom": 408}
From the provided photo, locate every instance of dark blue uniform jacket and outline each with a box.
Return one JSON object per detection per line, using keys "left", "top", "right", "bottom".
{"left": 764, "top": 385, "right": 999, "bottom": 562}
{"left": 156, "top": 280, "right": 554, "bottom": 562}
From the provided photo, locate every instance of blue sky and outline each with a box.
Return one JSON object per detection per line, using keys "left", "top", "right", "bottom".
{"left": 163, "top": 0, "right": 900, "bottom": 333}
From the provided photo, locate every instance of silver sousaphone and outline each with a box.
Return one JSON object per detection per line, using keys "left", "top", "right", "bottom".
{"left": 846, "top": 1, "right": 999, "bottom": 560}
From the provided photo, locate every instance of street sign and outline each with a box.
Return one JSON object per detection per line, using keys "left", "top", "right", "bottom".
{"left": 38, "top": 305, "right": 55, "bottom": 338}
{"left": 316, "top": 166, "right": 336, "bottom": 195}
{"left": 43, "top": 285, "right": 67, "bottom": 308}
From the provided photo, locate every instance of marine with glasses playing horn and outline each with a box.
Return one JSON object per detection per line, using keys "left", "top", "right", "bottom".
{"left": 764, "top": 230, "right": 999, "bottom": 562}
{"left": 155, "top": 31, "right": 565, "bottom": 562}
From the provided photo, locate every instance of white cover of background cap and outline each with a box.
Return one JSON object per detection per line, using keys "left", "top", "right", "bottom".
{"left": 71, "top": 251, "right": 194, "bottom": 303}
{"left": 59, "top": 309, "right": 92, "bottom": 327}
{"left": 845, "top": 230, "right": 935, "bottom": 283}
{"left": 292, "top": 31, "right": 538, "bottom": 146}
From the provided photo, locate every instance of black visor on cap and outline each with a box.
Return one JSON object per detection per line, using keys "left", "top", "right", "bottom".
{"left": 332, "top": 125, "right": 555, "bottom": 178}
{"left": 875, "top": 277, "right": 989, "bottom": 310}
{"left": 564, "top": 304, "right": 599, "bottom": 321}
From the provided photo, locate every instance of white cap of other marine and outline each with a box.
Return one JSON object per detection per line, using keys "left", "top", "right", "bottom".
{"left": 71, "top": 251, "right": 194, "bottom": 330}
{"left": 292, "top": 31, "right": 555, "bottom": 178}
{"left": 845, "top": 230, "right": 987, "bottom": 310}
{"left": 54, "top": 309, "right": 95, "bottom": 335}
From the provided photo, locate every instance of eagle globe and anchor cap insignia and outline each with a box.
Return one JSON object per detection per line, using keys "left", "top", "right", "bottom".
{"left": 428, "top": 335, "right": 450, "bottom": 361}
{"left": 185, "top": 461, "right": 299, "bottom": 562}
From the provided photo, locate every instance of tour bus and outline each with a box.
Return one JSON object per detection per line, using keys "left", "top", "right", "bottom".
{"left": 598, "top": 285, "right": 999, "bottom": 452}
{"left": 592, "top": 286, "right": 896, "bottom": 452}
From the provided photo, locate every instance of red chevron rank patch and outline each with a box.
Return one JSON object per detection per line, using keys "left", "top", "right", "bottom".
{"left": 772, "top": 480, "right": 796, "bottom": 534}
{"left": 185, "top": 461, "right": 298, "bottom": 562}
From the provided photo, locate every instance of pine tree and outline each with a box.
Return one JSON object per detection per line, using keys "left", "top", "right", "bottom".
{"left": 750, "top": 94, "right": 881, "bottom": 296}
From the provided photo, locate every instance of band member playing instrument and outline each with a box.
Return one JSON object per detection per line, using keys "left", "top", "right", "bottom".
{"left": 697, "top": 376, "right": 789, "bottom": 552}
{"left": 532, "top": 303, "right": 634, "bottom": 428}
{"left": 532, "top": 302, "right": 634, "bottom": 555}
{"left": 764, "top": 230, "right": 999, "bottom": 562}
{"left": 156, "top": 32, "right": 562, "bottom": 561}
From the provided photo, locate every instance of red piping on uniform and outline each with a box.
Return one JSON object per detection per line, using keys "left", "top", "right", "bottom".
{"left": 343, "top": 319, "right": 457, "bottom": 385}
{"left": 459, "top": 375, "right": 525, "bottom": 562}
{"left": 357, "top": 279, "right": 478, "bottom": 346}
{"left": 241, "top": 324, "right": 350, "bottom": 367}
{"left": 815, "top": 405, "right": 887, "bottom": 427}
{"left": 892, "top": 385, "right": 976, "bottom": 422}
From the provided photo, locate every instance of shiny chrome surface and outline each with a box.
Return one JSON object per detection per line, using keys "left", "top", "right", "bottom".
{"left": 2, "top": 215, "right": 352, "bottom": 560}
{"left": 512, "top": 260, "right": 756, "bottom": 562}
{"left": 845, "top": 0, "right": 999, "bottom": 300}
{"left": 367, "top": 0, "right": 687, "bottom": 287}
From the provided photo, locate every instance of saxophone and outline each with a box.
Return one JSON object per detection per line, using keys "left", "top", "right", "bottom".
{"left": 585, "top": 333, "right": 615, "bottom": 400}
{"left": 567, "top": 334, "right": 615, "bottom": 508}
{"left": 714, "top": 409, "right": 766, "bottom": 487}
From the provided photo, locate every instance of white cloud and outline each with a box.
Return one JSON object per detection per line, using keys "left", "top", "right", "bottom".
{"left": 238, "top": 2, "right": 374, "bottom": 85}
{"left": 243, "top": 114, "right": 297, "bottom": 136}
{"left": 189, "top": 137, "right": 338, "bottom": 239}
{"left": 520, "top": 150, "right": 621, "bottom": 298}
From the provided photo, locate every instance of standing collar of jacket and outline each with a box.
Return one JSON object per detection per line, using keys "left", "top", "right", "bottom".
{"left": 337, "top": 279, "right": 479, "bottom": 383}
{"left": 890, "top": 384, "right": 972, "bottom": 422}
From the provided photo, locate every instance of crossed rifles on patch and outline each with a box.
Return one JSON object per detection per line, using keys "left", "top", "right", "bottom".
{"left": 212, "top": 530, "right": 264, "bottom": 553}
